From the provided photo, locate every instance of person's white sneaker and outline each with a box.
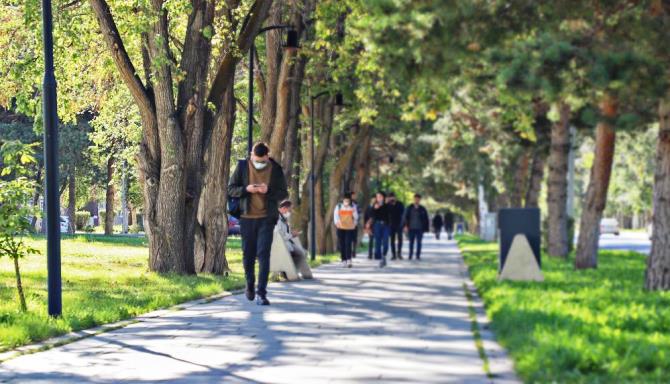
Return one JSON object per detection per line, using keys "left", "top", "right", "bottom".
{"left": 347, "top": 260, "right": 353, "bottom": 268}
{"left": 342, "top": 261, "right": 348, "bottom": 267}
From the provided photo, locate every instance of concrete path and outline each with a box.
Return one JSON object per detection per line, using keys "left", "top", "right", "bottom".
{"left": 0, "top": 236, "right": 518, "bottom": 383}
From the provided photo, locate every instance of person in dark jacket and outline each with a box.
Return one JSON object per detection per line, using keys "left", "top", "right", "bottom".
{"left": 403, "top": 193, "right": 429, "bottom": 260}
{"left": 444, "top": 209, "right": 455, "bottom": 240}
{"left": 387, "top": 192, "right": 405, "bottom": 260}
{"left": 366, "top": 191, "right": 392, "bottom": 268}
{"left": 432, "top": 212, "right": 444, "bottom": 240}
{"left": 364, "top": 198, "right": 375, "bottom": 259}
{"left": 228, "top": 142, "right": 288, "bottom": 306}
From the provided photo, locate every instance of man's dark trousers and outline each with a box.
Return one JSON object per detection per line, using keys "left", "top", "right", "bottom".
{"left": 390, "top": 227, "right": 403, "bottom": 259}
{"left": 240, "top": 217, "right": 275, "bottom": 296}
{"left": 408, "top": 229, "right": 424, "bottom": 260}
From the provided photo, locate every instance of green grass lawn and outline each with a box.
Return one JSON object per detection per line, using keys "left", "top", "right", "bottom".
{"left": 1, "top": 234, "right": 337, "bottom": 353}
{"left": 457, "top": 234, "right": 670, "bottom": 383}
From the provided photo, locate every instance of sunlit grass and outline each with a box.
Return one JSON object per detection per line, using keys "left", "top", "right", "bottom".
{"left": 0, "top": 234, "right": 334, "bottom": 352}
{"left": 457, "top": 234, "right": 670, "bottom": 383}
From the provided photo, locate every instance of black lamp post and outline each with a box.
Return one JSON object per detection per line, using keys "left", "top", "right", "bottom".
{"left": 309, "top": 91, "right": 344, "bottom": 260}
{"left": 247, "top": 27, "right": 299, "bottom": 153}
{"left": 41, "top": 0, "right": 61, "bottom": 317}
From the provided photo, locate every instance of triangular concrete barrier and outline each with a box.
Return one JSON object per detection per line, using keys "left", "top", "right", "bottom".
{"left": 498, "top": 234, "right": 544, "bottom": 282}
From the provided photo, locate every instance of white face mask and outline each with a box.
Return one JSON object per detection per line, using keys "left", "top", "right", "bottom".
{"left": 253, "top": 160, "right": 268, "bottom": 170}
{"left": 283, "top": 212, "right": 291, "bottom": 219}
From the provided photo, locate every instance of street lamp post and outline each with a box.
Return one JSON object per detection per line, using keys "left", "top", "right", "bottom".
{"left": 309, "top": 92, "right": 343, "bottom": 261}
{"left": 41, "top": 0, "right": 61, "bottom": 317}
{"left": 247, "top": 27, "right": 299, "bottom": 153}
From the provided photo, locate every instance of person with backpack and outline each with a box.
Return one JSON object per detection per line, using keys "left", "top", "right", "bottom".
{"left": 334, "top": 193, "right": 359, "bottom": 268}
{"left": 387, "top": 192, "right": 405, "bottom": 260}
{"left": 403, "top": 193, "right": 430, "bottom": 260}
{"left": 432, "top": 212, "right": 444, "bottom": 240}
{"left": 228, "top": 142, "right": 288, "bottom": 306}
{"left": 366, "top": 191, "right": 392, "bottom": 268}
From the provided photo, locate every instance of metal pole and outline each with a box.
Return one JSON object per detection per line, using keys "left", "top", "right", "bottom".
{"left": 310, "top": 96, "right": 316, "bottom": 261}
{"left": 247, "top": 48, "right": 254, "bottom": 154}
{"left": 42, "top": 0, "right": 62, "bottom": 317}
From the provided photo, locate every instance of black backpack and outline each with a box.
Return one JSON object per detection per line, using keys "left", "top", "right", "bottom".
{"left": 227, "top": 159, "right": 247, "bottom": 219}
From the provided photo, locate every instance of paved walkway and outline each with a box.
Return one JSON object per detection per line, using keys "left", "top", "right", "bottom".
{"left": 0, "top": 236, "right": 518, "bottom": 383}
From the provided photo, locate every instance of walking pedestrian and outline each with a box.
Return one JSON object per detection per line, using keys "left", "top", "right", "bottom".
{"left": 444, "top": 209, "right": 455, "bottom": 240}
{"left": 228, "top": 142, "right": 288, "bottom": 306}
{"left": 334, "top": 193, "right": 358, "bottom": 268}
{"left": 403, "top": 193, "right": 429, "bottom": 260}
{"left": 364, "top": 197, "right": 376, "bottom": 259}
{"left": 433, "top": 212, "right": 444, "bottom": 240}
{"left": 387, "top": 192, "right": 405, "bottom": 260}
{"left": 350, "top": 191, "right": 361, "bottom": 258}
{"left": 366, "top": 191, "right": 392, "bottom": 268}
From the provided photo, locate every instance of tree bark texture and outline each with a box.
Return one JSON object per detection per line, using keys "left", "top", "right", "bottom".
{"left": 575, "top": 96, "right": 618, "bottom": 269}
{"left": 546, "top": 102, "right": 571, "bottom": 258}
{"left": 105, "top": 155, "right": 115, "bottom": 235}
{"left": 645, "top": 96, "right": 670, "bottom": 290}
{"left": 68, "top": 172, "right": 76, "bottom": 233}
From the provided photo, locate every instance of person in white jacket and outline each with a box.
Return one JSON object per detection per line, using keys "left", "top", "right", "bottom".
{"left": 276, "top": 200, "right": 312, "bottom": 279}
{"left": 334, "top": 193, "right": 359, "bottom": 267}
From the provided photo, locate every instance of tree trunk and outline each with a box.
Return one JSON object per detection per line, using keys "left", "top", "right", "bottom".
{"left": 645, "top": 97, "right": 670, "bottom": 290}
{"left": 510, "top": 149, "right": 531, "bottom": 207}
{"left": 68, "top": 172, "right": 76, "bottom": 233}
{"left": 105, "top": 156, "right": 115, "bottom": 235}
{"left": 525, "top": 114, "right": 550, "bottom": 208}
{"left": 195, "top": 85, "right": 235, "bottom": 275}
{"left": 14, "top": 256, "right": 26, "bottom": 312}
{"left": 91, "top": 0, "right": 272, "bottom": 274}
{"left": 546, "top": 102, "right": 571, "bottom": 258}
{"left": 575, "top": 96, "right": 618, "bottom": 269}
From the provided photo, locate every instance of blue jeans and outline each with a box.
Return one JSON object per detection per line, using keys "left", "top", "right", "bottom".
{"left": 373, "top": 222, "right": 390, "bottom": 260}
{"left": 408, "top": 229, "right": 424, "bottom": 259}
{"left": 240, "top": 217, "right": 275, "bottom": 296}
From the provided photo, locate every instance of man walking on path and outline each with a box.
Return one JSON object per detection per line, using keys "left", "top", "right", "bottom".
{"left": 444, "top": 209, "right": 455, "bottom": 240}
{"left": 403, "top": 193, "right": 429, "bottom": 260}
{"left": 334, "top": 193, "right": 359, "bottom": 268}
{"left": 228, "top": 142, "right": 288, "bottom": 306}
{"left": 367, "top": 191, "right": 392, "bottom": 267}
{"left": 433, "top": 212, "right": 444, "bottom": 240}
{"left": 364, "top": 197, "right": 376, "bottom": 259}
{"left": 387, "top": 192, "right": 405, "bottom": 260}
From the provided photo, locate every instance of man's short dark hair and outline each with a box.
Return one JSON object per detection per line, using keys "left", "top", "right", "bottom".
{"left": 343, "top": 192, "right": 352, "bottom": 200}
{"left": 376, "top": 191, "right": 387, "bottom": 198}
{"left": 414, "top": 193, "right": 422, "bottom": 198}
{"left": 253, "top": 142, "right": 269, "bottom": 157}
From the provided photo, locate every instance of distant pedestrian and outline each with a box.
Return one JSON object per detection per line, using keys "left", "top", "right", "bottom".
{"left": 433, "top": 212, "right": 443, "bottom": 240}
{"left": 366, "top": 191, "right": 392, "bottom": 268}
{"left": 350, "top": 191, "right": 361, "bottom": 258}
{"left": 364, "top": 197, "right": 376, "bottom": 259}
{"left": 444, "top": 210, "right": 455, "bottom": 240}
{"left": 228, "top": 142, "right": 288, "bottom": 306}
{"left": 334, "top": 193, "right": 359, "bottom": 268}
{"left": 403, "top": 193, "right": 429, "bottom": 260}
{"left": 387, "top": 192, "right": 405, "bottom": 260}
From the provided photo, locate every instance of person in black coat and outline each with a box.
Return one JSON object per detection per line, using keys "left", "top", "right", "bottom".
{"left": 432, "top": 212, "right": 444, "bottom": 240}
{"left": 402, "top": 193, "right": 430, "bottom": 260}
{"left": 366, "top": 191, "right": 392, "bottom": 268}
{"left": 444, "top": 209, "right": 455, "bottom": 240}
{"left": 386, "top": 192, "right": 405, "bottom": 260}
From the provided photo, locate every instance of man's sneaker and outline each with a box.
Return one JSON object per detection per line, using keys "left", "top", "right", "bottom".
{"left": 347, "top": 260, "right": 353, "bottom": 268}
{"left": 342, "top": 261, "right": 348, "bottom": 267}
{"left": 256, "top": 295, "right": 270, "bottom": 306}
{"left": 379, "top": 259, "right": 386, "bottom": 268}
{"left": 245, "top": 288, "right": 255, "bottom": 301}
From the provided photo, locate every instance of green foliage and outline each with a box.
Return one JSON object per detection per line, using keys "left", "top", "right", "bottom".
{"left": 458, "top": 235, "right": 670, "bottom": 383}
{"left": 0, "top": 141, "right": 41, "bottom": 312}
{"left": 74, "top": 211, "right": 91, "bottom": 230}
